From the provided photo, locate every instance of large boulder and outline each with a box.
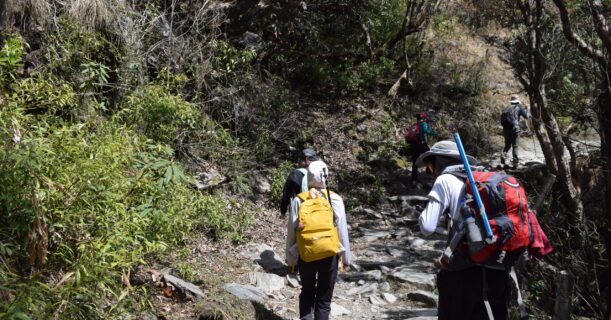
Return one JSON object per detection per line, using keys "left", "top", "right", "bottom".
{"left": 223, "top": 283, "right": 267, "bottom": 303}
{"left": 247, "top": 272, "right": 285, "bottom": 293}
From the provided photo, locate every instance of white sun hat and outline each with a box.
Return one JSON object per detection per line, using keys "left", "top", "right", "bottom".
{"left": 509, "top": 95, "right": 522, "bottom": 104}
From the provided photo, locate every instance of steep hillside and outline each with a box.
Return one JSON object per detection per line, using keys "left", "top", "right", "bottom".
{"left": 0, "top": 1, "right": 605, "bottom": 319}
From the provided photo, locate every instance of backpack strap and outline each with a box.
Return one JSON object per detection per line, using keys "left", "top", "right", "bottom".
{"left": 482, "top": 268, "right": 495, "bottom": 320}
{"left": 509, "top": 266, "right": 529, "bottom": 319}
{"left": 297, "top": 168, "right": 308, "bottom": 193}
{"left": 441, "top": 223, "right": 466, "bottom": 265}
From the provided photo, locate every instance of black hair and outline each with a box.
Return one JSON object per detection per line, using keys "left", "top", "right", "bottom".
{"left": 429, "top": 156, "right": 462, "bottom": 175}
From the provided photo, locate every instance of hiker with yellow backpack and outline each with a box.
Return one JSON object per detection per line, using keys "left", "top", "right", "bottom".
{"left": 285, "top": 160, "right": 351, "bottom": 320}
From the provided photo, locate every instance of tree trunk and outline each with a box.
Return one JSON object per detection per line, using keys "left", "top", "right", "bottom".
{"left": 551, "top": 0, "right": 611, "bottom": 315}
{"left": 527, "top": 92, "right": 558, "bottom": 173}
{"left": 535, "top": 89, "right": 584, "bottom": 226}
{"left": 533, "top": 173, "right": 557, "bottom": 212}
{"left": 599, "top": 79, "right": 611, "bottom": 319}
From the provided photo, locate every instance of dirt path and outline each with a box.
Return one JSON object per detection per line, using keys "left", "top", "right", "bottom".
{"left": 220, "top": 131, "right": 601, "bottom": 319}
{"left": 224, "top": 182, "right": 443, "bottom": 320}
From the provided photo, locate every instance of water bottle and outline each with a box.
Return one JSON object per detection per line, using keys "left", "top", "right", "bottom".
{"left": 461, "top": 200, "right": 485, "bottom": 254}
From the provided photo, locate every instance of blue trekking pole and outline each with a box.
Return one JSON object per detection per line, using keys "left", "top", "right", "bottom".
{"left": 453, "top": 133, "right": 495, "bottom": 241}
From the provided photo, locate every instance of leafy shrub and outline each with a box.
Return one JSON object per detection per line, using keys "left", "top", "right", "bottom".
{"left": 211, "top": 40, "right": 257, "bottom": 76}
{"left": 0, "top": 106, "right": 250, "bottom": 319}
{"left": 438, "top": 58, "right": 488, "bottom": 99}
{"left": 117, "top": 83, "right": 200, "bottom": 144}
{"left": 8, "top": 73, "right": 77, "bottom": 117}
{"left": 43, "top": 17, "right": 121, "bottom": 107}
{"left": 0, "top": 34, "right": 26, "bottom": 87}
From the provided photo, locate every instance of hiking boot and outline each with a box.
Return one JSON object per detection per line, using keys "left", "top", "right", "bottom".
{"left": 500, "top": 153, "right": 507, "bottom": 165}
{"left": 512, "top": 159, "right": 519, "bottom": 168}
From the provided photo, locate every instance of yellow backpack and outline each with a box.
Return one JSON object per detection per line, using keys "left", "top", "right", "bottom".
{"left": 296, "top": 189, "right": 340, "bottom": 262}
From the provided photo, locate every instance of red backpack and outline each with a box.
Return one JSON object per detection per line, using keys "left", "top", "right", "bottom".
{"left": 404, "top": 123, "right": 421, "bottom": 143}
{"left": 443, "top": 171, "right": 552, "bottom": 269}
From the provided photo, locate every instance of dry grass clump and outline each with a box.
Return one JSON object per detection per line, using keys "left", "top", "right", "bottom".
{"left": 67, "top": 0, "right": 126, "bottom": 31}
{"left": 0, "top": 0, "right": 52, "bottom": 28}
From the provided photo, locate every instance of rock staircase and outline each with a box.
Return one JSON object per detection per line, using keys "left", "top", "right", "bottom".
{"left": 224, "top": 183, "right": 446, "bottom": 320}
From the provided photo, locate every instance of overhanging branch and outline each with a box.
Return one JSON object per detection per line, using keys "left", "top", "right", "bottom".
{"left": 552, "top": 0, "right": 607, "bottom": 66}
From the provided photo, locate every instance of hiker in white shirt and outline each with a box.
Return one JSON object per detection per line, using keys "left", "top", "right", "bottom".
{"left": 417, "top": 141, "right": 510, "bottom": 320}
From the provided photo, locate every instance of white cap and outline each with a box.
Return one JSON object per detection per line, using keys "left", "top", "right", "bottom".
{"left": 510, "top": 95, "right": 521, "bottom": 104}
{"left": 307, "top": 160, "right": 328, "bottom": 189}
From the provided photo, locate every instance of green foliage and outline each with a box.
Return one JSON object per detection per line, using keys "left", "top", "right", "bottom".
{"left": 331, "top": 58, "right": 397, "bottom": 93}
{"left": 43, "top": 16, "right": 121, "bottom": 107}
{"left": 118, "top": 82, "right": 200, "bottom": 144}
{"left": 440, "top": 58, "right": 488, "bottom": 99}
{"left": 8, "top": 73, "right": 77, "bottom": 117}
{"left": 229, "top": 174, "right": 252, "bottom": 196}
{"left": 211, "top": 40, "right": 257, "bottom": 75}
{"left": 269, "top": 161, "right": 294, "bottom": 205}
{"left": 0, "top": 34, "right": 27, "bottom": 87}
{"left": 431, "top": 14, "right": 459, "bottom": 36}
{"left": 0, "top": 107, "right": 251, "bottom": 319}
{"left": 263, "top": 0, "right": 407, "bottom": 93}
{"left": 45, "top": 17, "right": 119, "bottom": 76}
{"left": 79, "top": 61, "right": 110, "bottom": 89}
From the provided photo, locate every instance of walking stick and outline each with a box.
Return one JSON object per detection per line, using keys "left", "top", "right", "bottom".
{"left": 453, "top": 133, "right": 496, "bottom": 242}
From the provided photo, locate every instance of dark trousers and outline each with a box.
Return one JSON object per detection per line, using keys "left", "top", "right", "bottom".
{"left": 437, "top": 267, "right": 509, "bottom": 320}
{"left": 409, "top": 141, "right": 430, "bottom": 181}
{"left": 298, "top": 255, "right": 339, "bottom": 320}
{"left": 502, "top": 126, "right": 520, "bottom": 163}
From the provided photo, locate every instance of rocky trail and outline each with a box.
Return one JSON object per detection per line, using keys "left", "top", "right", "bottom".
{"left": 224, "top": 181, "right": 444, "bottom": 320}
{"left": 218, "top": 133, "right": 600, "bottom": 320}
{"left": 147, "top": 133, "right": 599, "bottom": 319}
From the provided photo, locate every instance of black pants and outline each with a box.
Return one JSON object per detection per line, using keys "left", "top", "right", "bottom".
{"left": 298, "top": 255, "right": 339, "bottom": 320}
{"left": 502, "top": 126, "right": 520, "bottom": 163}
{"left": 409, "top": 141, "right": 430, "bottom": 181}
{"left": 437, "top": 267, "right": 509, "bottom": 320}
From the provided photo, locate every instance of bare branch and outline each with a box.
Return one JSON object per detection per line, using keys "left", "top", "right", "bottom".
{"left": 552, "top": 0, "right": 606, "bottom": 66}
{"left": 360, "top": 18, "right": 374, "bottom": 58}
{"left": 588, "top": 0, "right": 611, "bottom": 54}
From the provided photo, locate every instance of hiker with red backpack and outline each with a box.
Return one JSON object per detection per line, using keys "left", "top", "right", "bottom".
{"left": 416, "top": 138, "right": 552, "bottom": 320}
{"left": 405, "top": 112, "right": 438, "bottom": 182}
{"left": 285, "top": 160, "right": 351, "bottom": 320}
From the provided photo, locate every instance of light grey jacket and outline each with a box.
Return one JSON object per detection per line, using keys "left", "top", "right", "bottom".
{"left": 285, "top": 189, "right": 351, "bottom": 267}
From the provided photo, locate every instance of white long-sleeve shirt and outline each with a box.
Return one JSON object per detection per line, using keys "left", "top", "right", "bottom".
{"left": 419, "top": 173, "right": 467, "bottom": 236}
{"left": 285, "top": 189, "right": 351, "bottom": 267}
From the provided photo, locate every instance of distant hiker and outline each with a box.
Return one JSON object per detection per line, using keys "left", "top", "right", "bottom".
{"left": 500, "top": 95, "right": 530, "bottom": 166}
{"left": 405, "top": 112, "right": 438, "bottom": 182}
{"left": 415, "top": 140, "right": 552, "bottom": 320}
{"left": 280, "top": 148, "right": 319, "bottom": 217}
{"left": 285, "top": 160, "right": 351, "bottom": 320}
